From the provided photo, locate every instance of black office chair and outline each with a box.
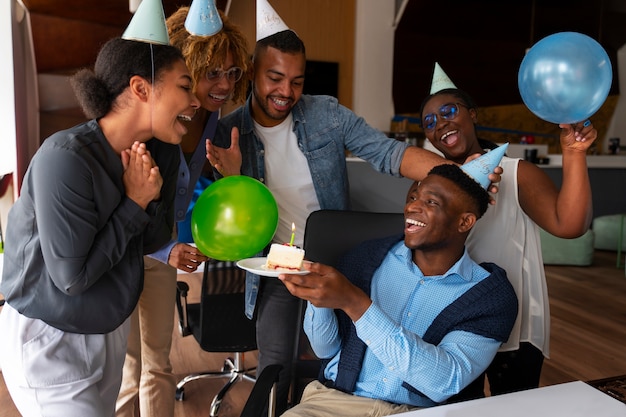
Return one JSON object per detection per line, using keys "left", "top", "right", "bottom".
{"left": 175, "top": 259, "right": 257, "bottom": 417}
{"left": 240, "top": 364, "right": 282, "bottom": 417}
{"left": 291, "top": 209, "right": 406, "bottom": 404}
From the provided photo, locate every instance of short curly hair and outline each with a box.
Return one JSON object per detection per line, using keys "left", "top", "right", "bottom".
{"left": 167, "top": 7, "right": 250, "bottom": 104}
{"left": 254, "top": 29, "right": 305, "bottom": 61}
{"left": 428, "top": 164, "right": 490, "bottom": 218}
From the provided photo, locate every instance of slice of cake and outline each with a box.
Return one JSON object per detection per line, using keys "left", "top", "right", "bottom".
{"left": 265, "top": 244, "right": 305, "bottom": 271}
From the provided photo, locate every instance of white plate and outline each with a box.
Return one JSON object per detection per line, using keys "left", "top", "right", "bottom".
{"left": 236, "top": 257, "right": 310, "bottom": 277}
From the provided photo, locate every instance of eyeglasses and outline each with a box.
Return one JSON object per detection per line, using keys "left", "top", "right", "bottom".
{"left": 205, "top": 67, "right": 244, "bottom": 83}
{"left": 421, "top": 102, "right": 468, "bottom": 131}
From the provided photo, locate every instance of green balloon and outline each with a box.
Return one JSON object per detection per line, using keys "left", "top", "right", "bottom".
{"left": 191, "top": 176, "right": 279, "bottom": 261}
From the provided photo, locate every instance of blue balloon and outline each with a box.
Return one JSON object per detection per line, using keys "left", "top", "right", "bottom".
{"left": 518, "top": 32, "right": 612, "bottom": 124}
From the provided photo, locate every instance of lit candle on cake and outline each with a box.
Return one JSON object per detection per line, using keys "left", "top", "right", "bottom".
{"left": 289, "top": 222, "right": 295, "bottom": 246}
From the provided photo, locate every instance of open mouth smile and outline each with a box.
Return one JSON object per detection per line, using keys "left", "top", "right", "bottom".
{"left": 406, "top": 218, "right": 426, "bottom": 232}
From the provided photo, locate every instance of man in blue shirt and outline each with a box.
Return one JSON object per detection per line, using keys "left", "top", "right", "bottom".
{"left": 207, "top": 29, "right": 502, "bottom": 412}
{"left": 278, "top": 164, "right": 518, "bottom": 416}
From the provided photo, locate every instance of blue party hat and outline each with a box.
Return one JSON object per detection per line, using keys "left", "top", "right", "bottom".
{"left": 122, "top": 0, "right": 169, "bottom": 45}
{"left": 460, "top": 143, "right": 509, "bottom": 189}
{"left": 430, "top": 62, "right": 457, "bottom": 94}
{"left": 185, "top": 0, "right": 223, "bottom": 37}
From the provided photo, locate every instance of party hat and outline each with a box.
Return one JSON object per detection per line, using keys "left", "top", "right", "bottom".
{"left": 460, "top": 143, "right": 509, "bottom": 189}
{"left": 430, "top": 62, "right": 457, "bottom": 94}
{"left": 185, "top": 0, "right": 223, "bottom": 37}
{"left": 257, "top": 0, "right": 290, "bottom": 41}
{"left": 122, "top": 0, "right": 169, "bottom": 45}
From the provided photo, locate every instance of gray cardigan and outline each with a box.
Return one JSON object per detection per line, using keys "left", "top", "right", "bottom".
{"left": 1, "top": 120, "right": 178, "bottom": 334}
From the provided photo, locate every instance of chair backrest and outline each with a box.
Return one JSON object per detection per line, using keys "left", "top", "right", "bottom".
{"left": 195, "top": 260, "right": 257, "bottom": 352}
{"left": 291, "top": 210, "right": 405, "bottom": 402}
{"left": 202, "top": 260, "right": 247, "bottom": 295}
{"left": 303, "top": 209, "right": 405, "bottom": 267}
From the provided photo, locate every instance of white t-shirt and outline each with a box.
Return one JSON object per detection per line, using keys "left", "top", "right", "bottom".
{"left": 254, "top": 114, "right": 320, "bottom": 247}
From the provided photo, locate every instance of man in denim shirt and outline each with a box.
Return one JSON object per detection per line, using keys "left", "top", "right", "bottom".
{"left": 207, "top": 29, "right": 499, "bottom": 413}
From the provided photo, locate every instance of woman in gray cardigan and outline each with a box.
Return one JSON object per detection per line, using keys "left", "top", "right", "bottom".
{"left": 0, "top": 37, "right": 199, "bottom": 417}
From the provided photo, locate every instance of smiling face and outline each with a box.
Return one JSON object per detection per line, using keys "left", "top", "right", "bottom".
{"left": 250, "top": 46, "right": 306, "bottom": 127}
{"left": 167, "top": 6, "right": 250, "bottom": 108}
{"left": 421, "top": 93, "right": 482, "bottom": 164}
{"left": 151, "top": 59, "right": 200, "bottom": 145}
{"left": 403, "top": 175, "right": 475, "bottom": 254}
{"left": 194, "top": 50, "right": 240, "bottom": 113}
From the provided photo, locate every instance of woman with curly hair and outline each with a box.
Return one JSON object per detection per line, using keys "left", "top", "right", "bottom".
{"left": 115, "top": 8, "right": 250, "bottom": 417}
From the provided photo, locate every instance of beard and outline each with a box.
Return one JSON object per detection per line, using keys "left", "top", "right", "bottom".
{"left": 251, "top": 84, "right": 293, "bottom": 122}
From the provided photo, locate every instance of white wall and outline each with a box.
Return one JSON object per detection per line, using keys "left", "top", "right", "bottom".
{"left": 2, "top": 0, "right": 39, "bottom": 195}
{"left": 0, "top": 1, "right": 18, "bottom": 178}
{"left": 1, "top": 0, "right": 39, "bottom": 241}
{"left": 353, "top": 0, "right": 408, "bottom": 132}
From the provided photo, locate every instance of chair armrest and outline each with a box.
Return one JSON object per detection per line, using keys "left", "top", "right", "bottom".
{"left": 175, "top": 281, "right": 192, "bottom": 337}
{"left": 240, "top": 364, "right": 283, "bottom": 417}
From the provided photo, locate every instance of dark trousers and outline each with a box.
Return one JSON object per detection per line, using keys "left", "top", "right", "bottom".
{"left": 486, "top": 342, "right": 545, "bottom": 395}
{"left": 255, "top": 276, "right": 302, "bottom": 415}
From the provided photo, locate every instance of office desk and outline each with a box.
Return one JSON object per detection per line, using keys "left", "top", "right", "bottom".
{"left": 393, "top": 381, "right": 626, "bottom": 417}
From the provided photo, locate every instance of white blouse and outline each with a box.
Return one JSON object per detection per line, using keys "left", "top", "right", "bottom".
{"left": 466, "top": 156, "right": 550, "bottom": 356}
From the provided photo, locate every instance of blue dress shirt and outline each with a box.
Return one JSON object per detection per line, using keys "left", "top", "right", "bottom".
{"left": 304, "top": 241, "right": 502, "bottom": 406}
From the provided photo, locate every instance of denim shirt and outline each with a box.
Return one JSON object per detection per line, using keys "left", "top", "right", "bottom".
{"left": 214, "top": 94, "right": 410, "bottom": 318}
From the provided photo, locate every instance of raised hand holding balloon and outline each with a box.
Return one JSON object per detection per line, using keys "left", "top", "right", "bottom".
{"left": 518, "top": 32, "right": 612, "bottom": 124}
{"left": 191, "top": 176, "right": 279, "bottom": 261}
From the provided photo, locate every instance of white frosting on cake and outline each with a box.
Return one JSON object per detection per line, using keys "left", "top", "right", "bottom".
{"left": 265, "top": 243, "right": 305, "bottom": 270}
